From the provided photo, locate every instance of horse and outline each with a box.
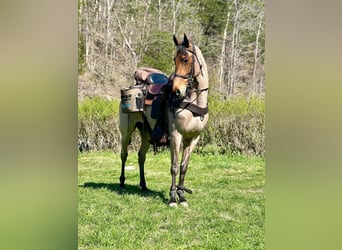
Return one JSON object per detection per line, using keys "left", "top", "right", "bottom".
{"left": 167, "top": 34, "right": 209, "bottom": 207}
{"left": 119, "top": 34, "right": 209, "bottom": 208}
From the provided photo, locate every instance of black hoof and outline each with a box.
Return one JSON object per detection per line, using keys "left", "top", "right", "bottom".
{"left": 177, "top": 188, "right": 187, "bottom": 203}
{"left": 179, "top": 196, "right": 187, "bottom": 203}
{"left": 119, "top": 183, "right": 125, "bottom": 188}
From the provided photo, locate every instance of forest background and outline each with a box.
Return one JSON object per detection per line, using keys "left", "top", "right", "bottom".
{"left": 78, "top": 0, "right": 265, "bottom": 156}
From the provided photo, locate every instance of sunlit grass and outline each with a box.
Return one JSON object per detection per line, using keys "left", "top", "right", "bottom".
{"left": 78, "top": 151, "right": 264, "bottom": 249}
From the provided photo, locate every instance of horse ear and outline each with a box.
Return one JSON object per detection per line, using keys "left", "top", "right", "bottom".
{"left": 173, "top": 34, "right": 178, "bottom": 46}
{"left": 183, "top": 33, "right": 190, "bottom": 48}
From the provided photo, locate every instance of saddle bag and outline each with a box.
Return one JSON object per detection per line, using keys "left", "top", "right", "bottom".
{"left": 120, "top": 85, "right": 144, "bottom": 113}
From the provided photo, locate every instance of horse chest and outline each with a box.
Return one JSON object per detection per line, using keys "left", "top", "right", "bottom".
{"left": 173, "top": 111, "right": 208, "bottom": 137}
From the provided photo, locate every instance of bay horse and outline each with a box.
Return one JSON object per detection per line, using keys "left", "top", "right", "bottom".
{"left": 119, "top": 34, "right": 209, "bottom": 207}
{"left": 167, "top": 34, "right": 209, "bottom": 207}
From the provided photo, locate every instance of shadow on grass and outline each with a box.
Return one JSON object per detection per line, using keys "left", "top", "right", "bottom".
{"left": 80, "top": 182, "right": 168, "bottom": 204}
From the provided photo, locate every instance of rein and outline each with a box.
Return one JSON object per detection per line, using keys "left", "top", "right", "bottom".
{"left": 170, "top": 86, "right": 209, "bottom": 118}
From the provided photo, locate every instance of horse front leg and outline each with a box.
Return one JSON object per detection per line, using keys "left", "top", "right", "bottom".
{"left": 169, "top": 130, "right": 182, "bottom": 207}
{"left": 177, "top": 136, "right": 200, "bottom": 206}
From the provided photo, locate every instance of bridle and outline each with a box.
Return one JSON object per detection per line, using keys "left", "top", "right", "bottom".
{"left": 170, "top": 42, "right": 209, "bottom": 118}
{"left": 173, "top": 43, "right": 208, "bottom": 97}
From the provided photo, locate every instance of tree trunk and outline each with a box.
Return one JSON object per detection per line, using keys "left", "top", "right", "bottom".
{"left": 158, "top": 0, "right": 162, "bottom": 30}
{"left": 252, "top": 14, "right": 263, "bottom": 95}
{"left": 219, "top": 9, "right": 230, "bottom": 93}
{"left": 172, "top": 0, "right": 176, "bottom": 34}
{"left": 114, "top": 10, "right": 137, "bottom": 67}
{"left": 228, "top": 0, "right": 240, "bottom": 96}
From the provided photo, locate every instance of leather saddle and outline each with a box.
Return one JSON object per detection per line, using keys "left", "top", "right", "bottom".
{"left": 134, "top": 67, "right": 169, "bottom": 105}
{"left": 146, "top": 73, "right": 169, "bottom": 95}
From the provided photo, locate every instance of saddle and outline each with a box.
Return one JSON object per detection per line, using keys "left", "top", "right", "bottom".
{"left": 134, "top": 67, "right": 169, "bottom": 105}
{"left": 133, "top": 67, "right": 170, "bottom": 149}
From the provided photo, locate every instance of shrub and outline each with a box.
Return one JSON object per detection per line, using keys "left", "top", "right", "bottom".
{"left": 78, "top": 97, "right": 121, "bottom": 151}
{"left": 78, "top": 94, "right": 265, "bottom": 156}
{"left": 198, "top": 93, "right": 265, "bottom": 156}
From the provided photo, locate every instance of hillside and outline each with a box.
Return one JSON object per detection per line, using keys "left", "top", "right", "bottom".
{"left": 78, "top": 0, "right": 265, "bottom": 98}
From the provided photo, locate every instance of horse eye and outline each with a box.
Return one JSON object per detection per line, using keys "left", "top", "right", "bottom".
{"left": 183, "top": 58, "right": 189, "bottom": 63}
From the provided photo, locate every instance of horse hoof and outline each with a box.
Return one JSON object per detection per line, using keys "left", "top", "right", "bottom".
{"left": 119, "top": 183, "right": 125, "bottom": 188}
{"left": 168, "top": 202, "right": 178, "bottom": 208}
{"left": 179, "top": 201, "right": 188, "bottom": 207}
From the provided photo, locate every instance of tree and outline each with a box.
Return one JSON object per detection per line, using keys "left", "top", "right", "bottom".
{"left": 78, "top": 0, "right": 265, "bottom": 98}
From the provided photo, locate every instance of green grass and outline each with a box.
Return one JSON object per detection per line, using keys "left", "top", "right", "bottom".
{"left": 78, "top": 151, "right": 265, "bottom": 249}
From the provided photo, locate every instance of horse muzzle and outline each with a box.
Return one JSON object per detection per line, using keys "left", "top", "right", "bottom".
{"left": 174, "top": 86, "right": 187, "bottom": 99}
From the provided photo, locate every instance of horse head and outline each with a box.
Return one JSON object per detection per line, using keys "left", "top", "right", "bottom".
{"left": 172, "top": 34, "right": 202, "bottom": 100}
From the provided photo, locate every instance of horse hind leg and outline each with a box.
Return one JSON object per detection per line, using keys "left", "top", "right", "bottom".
{"left": 137, "top": 123, "right": 151, "bottom": 191}
{"left": 119, "top": 114, "right": 136, "bottom": 188}
{"left": 120, "top": 134, "right": 131, "bottom": 188}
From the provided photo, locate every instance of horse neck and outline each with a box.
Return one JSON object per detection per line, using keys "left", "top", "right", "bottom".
{"left": 193, "top": 46, "right": 209, "bottom": 108}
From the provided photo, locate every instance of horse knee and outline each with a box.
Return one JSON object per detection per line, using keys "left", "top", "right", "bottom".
{"left": 180, "top": 163, "right": 188, "bottom": 174}
{"left": 170, "top": 165, "right": 178, "bottom": 175}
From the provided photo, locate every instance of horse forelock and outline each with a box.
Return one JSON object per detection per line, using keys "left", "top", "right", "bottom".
{"left": 175, "top": 44, "right": 188, "bottom": 56}
{"left": 174, "top": 44, "right": 192, "bottom": 74}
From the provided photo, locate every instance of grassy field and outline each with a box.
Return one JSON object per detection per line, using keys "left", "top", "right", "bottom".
{"left": 78, "top": 151, "right": 265, "bottom": 249}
